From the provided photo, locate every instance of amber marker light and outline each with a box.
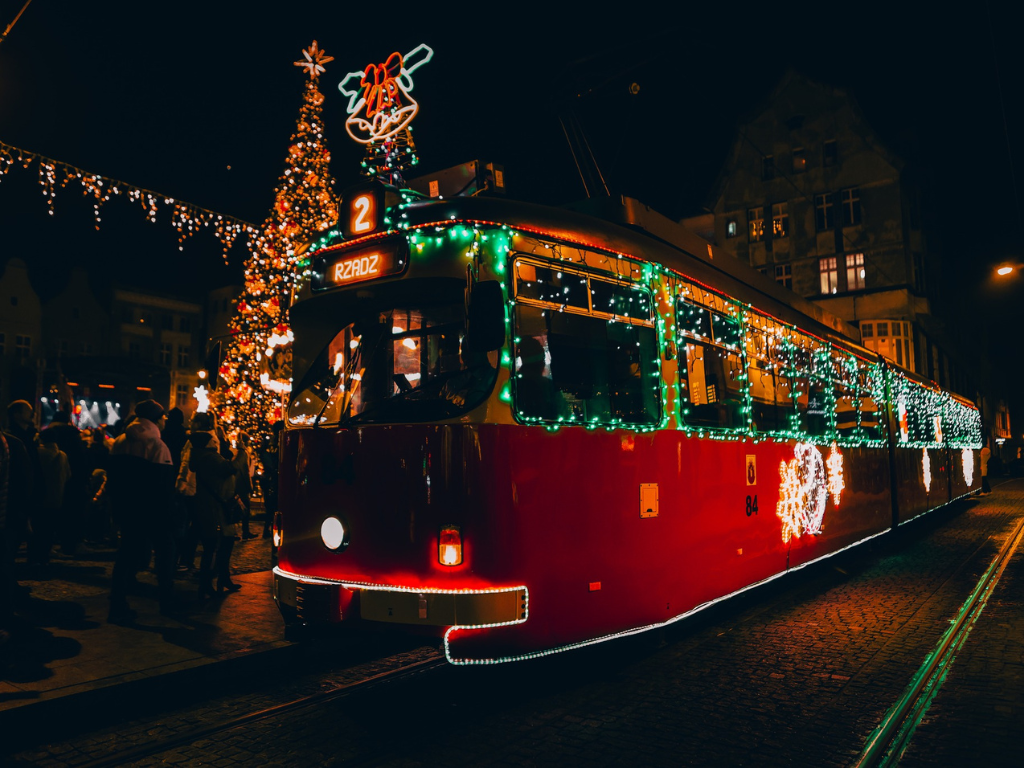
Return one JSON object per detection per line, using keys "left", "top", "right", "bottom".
{"left": 439, "top": 525, "right": 463, "bottom": 566}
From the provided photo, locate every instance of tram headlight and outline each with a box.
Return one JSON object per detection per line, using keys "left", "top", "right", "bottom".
{"left": 438, "top": 525, "right": 463, "bottom": 566}
{"left": 321, "top": 517, "right": 348, "bottom": 550}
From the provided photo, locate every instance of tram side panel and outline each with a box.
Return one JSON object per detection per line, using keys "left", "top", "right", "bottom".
{"left": 893, "top": 446, "right": 950, "bottom": 525}
{"left": 784, "top": 444, "right": 892, "bottom": 570}
{"left": 447, "top": 427, "right": 800, "bottom": 662}
{"left": 949, "top": 447, "right": 981, "bottom": 501}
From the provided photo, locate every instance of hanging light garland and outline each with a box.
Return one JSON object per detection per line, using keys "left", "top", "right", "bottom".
{"left": 0, "top": 139, "right": 255, "bottom": 263}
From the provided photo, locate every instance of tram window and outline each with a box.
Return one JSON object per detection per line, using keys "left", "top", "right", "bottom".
{"left": 676, "top": 298, "right": 744, "bottom": 430}
{"left": 514, "top": 261, "right": 589, "bottom": 311}
{"left": 679, "top": 341, "right": 745, "bottom": 430}
{"left": 746, "top": 320, "right": 793, "bottom": 434}
{"left": 590, "top": 280, "right": 653, "bottom": 322}
{"left": 513, "top": 304, "right": 659, "bottom": 426}
{"left": 287, "top": 301, "right": 498, "bottom": 426}
{"left": 793, "top": 378, "right": 831, "bottom": 437}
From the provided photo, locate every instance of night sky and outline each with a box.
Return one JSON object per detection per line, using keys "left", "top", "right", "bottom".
{"left": 1, "top": 2, "right": 1021, "bottom": 405}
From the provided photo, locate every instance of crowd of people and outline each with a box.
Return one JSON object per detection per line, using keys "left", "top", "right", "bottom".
{"left": 0, "top": 399, "right": 279, "bottom": 644}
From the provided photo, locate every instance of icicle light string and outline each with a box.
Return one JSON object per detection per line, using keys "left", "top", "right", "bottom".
{"left": 0, "top": 138, "right": 256, "bottom": 263}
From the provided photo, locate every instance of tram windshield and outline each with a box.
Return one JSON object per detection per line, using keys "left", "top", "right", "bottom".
{"left": 288, "top": 300, "right": 498, "bottom": 426}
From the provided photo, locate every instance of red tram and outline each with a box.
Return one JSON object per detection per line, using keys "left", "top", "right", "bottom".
{"left": 272, "top": 184, "right": 983, "bottom": 665}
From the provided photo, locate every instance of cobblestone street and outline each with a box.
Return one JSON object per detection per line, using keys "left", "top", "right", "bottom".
{"left": 5, "top": 485, "right": 1023, "bottom": 767}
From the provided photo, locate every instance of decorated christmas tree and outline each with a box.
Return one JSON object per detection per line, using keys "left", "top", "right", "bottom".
{"left": 213, "top": 41, "right": 339, "bottom": 441}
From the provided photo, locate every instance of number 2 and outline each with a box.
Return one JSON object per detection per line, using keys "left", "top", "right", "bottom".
{"left": 745, "top": 494, "right": 758, "bottom": 516}
{"left": 352, "top": 195, "right": 373, "bottom": 233}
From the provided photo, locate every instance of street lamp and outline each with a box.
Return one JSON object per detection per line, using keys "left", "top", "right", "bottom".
{"left": 996, "top": 265, "right": 1014, "bottom": 276}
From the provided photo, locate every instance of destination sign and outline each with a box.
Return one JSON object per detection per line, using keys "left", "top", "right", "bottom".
{"left": 314, "top": 241, "right": 407, "bottom": 290}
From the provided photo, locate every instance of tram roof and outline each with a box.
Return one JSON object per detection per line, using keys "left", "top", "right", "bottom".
{"left": 400, "top": 193, "right": 866, "bottom": 352}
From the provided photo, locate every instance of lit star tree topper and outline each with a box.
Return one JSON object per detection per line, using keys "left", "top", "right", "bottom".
{"left": 213, "top": 41, "right": 339, "bottom": 445}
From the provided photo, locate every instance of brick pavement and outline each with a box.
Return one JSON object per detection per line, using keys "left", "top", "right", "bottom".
{"left": 0, "top": 521, "right": 285, "bottom": 734}
{"left": 7, "top": 486, "right": 1024, "bottom": 766}
{"left": 141, "top": 488, "right": 1024, "bottom": 765}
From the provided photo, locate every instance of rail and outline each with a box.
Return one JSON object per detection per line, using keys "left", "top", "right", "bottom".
{"left": 854, "top": 485, "right": 1024, "bottom": 767}
{"left": 76, "top": 653, "right": 447, "bottom": 768}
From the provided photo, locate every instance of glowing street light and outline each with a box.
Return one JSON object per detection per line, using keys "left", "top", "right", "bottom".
{"left": 996, "top": 265, "right": 1014, "bottom": 277}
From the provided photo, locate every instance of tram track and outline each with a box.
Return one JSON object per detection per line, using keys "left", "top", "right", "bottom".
{"left": 74, "top": 652, "right": 448, "bottom": 768}
{"left": 854, "top": 481, "right": 1024, "bottom": 768}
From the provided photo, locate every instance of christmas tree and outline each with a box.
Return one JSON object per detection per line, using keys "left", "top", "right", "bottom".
{"left": 214, "top": 41, "right": 339, "bottom": 442}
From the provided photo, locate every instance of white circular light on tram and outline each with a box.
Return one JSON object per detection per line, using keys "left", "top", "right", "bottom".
{"left": 321, "top": 517, "right": 346, "bottom": 550}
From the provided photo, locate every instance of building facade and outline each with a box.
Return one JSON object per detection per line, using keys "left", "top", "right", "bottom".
{"left": 690, "top": 72, "right": 973, "bottom": 400}
{"left": 0, "top": 258, "right": 43, "bottom": 409}
{"left": 111, "top": 288, "right": 204, "bottom": 417}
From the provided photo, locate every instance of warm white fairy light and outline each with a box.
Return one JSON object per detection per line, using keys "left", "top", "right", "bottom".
{"left": 0, "top": 139, "right": 254, "bottom": 263}
{"left": 922, "top": 448, "right": 932, "bottom": 493}
{"left": 962, "top": 448, "right": 974, "bottom": 486}
{"left": 826, "top": 442, "right": 845, "bottom": 506}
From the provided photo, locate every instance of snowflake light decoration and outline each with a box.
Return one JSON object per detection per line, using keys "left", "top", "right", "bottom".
{"left": 922, "top": 448, "right": 932, "bottom": 493}
{"left": 962, "top": 448, "right": 974, "bottom": 486}
{"left": 776, "top": 443, "right": 828, "bottom": 543}
{"left": 826, "top": 442, "right": 845, "bottom": 507}
{"left": 295, "top": 40, "right": 334, "bottom": 79}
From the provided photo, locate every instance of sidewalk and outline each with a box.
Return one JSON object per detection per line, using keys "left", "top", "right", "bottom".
{"left": 0, "top": 532, "right": 289, "bottom": 732}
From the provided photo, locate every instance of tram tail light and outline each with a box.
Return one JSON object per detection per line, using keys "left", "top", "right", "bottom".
{"left": 439, "top": 525, "right": 462, "bottom": 566}
{"left": 272, "top": 512, "right": 283, "bottom": 548}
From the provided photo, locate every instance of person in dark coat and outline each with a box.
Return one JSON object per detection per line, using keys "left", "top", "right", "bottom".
{"left": 106, "top": 400, "right": 176, "bottom": 621}
{"left": 6, "top": 400, "right": 41, "bottom": 555}
{"left": 1, "top": 428, "right": 30, "bottom": 626}
{"left": 0, "top": 431, "right": 11, "bottom": 643}
{"left": 260, "top": 421, "right": 283, "bottom": 539}
{"left": 189, "top": 432, "right": 238, "bottom": 597}
{"left": 41, "top": 410, "right": 88, "bottom": 556}
{"left": 161, "top": 408, "right": 187, "bottom": 473}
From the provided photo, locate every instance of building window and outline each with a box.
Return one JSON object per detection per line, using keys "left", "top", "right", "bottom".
{"left": 129, "top": 342, "right": 140, "bottom": 359}
{"left": 176, "top": 383, "right": 190, "bottom": 405}
{"left": 913, "top": 253, "right": 926, "bottom": 293}
{"left": 772, "top": 203, "right": 789, "bottom": 238}
{"left": 0, "top": 332, "right": 5, "bottom": 355}
{"left": 842, "top": 188, "right": 862, "bottom": 226}
{"left": 823, "top": 139, "right": 838, "bottom": 167}
{"left": 58, "top": 340, "right": 69, "bottom": 357}
{"left": 121, "top": 307, "right": 133, "bottom": 323}
{"left": 15, "top": 335, "right": 31, "bottom": 358}
{"left": 179, "top": 317, "right": 192, "bottom": 333}
{"left": 162, "top": 315, "right": 174, "bottom": 331}
{"left": 762, "top": 155, "right": 775, "bottom": 181}
{"left": 177, "top": 345, "right": 190, "bottom": 368}
{"left": 160, "top": 343, "right": 173, "bottom": 366}
{"left": 846, "top": 253, "right": 866, "bottom": 290}
{"left": 726, "top": 218, "right": 738, "bottom": 238}
{"left": 141, "top": 313, "right": 153, "bottom": 325}
{"left": 774, "top": 264, "right": 792, "bottom": 289}
{"left": 748, "top": 207, "right": 765, "bottom": 242}
{"left": 862, "top": 320, "right": 913, "bottom": 371}
{"left": 819, "top": 258, "right": 839, "bottom": 295}
{"left": 72, "top": 307, "right": 81, "bottom": 320}
{"left": 815, "top": 194, "right": 834, "bottom": 231}
{"left": 792, "top": 148, "right": 806, "bottom": 173}
{"left": 80, "top": 342, "right": 93, "bottom": 355}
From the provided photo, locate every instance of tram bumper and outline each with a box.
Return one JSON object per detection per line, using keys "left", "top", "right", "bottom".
{"left": 273, "top": 568, "right": 527, "bottom": 628}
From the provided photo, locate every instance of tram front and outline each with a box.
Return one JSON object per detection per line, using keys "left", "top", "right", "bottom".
{"left": 272, "top": 186, "right": 527, "bottom": 650}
